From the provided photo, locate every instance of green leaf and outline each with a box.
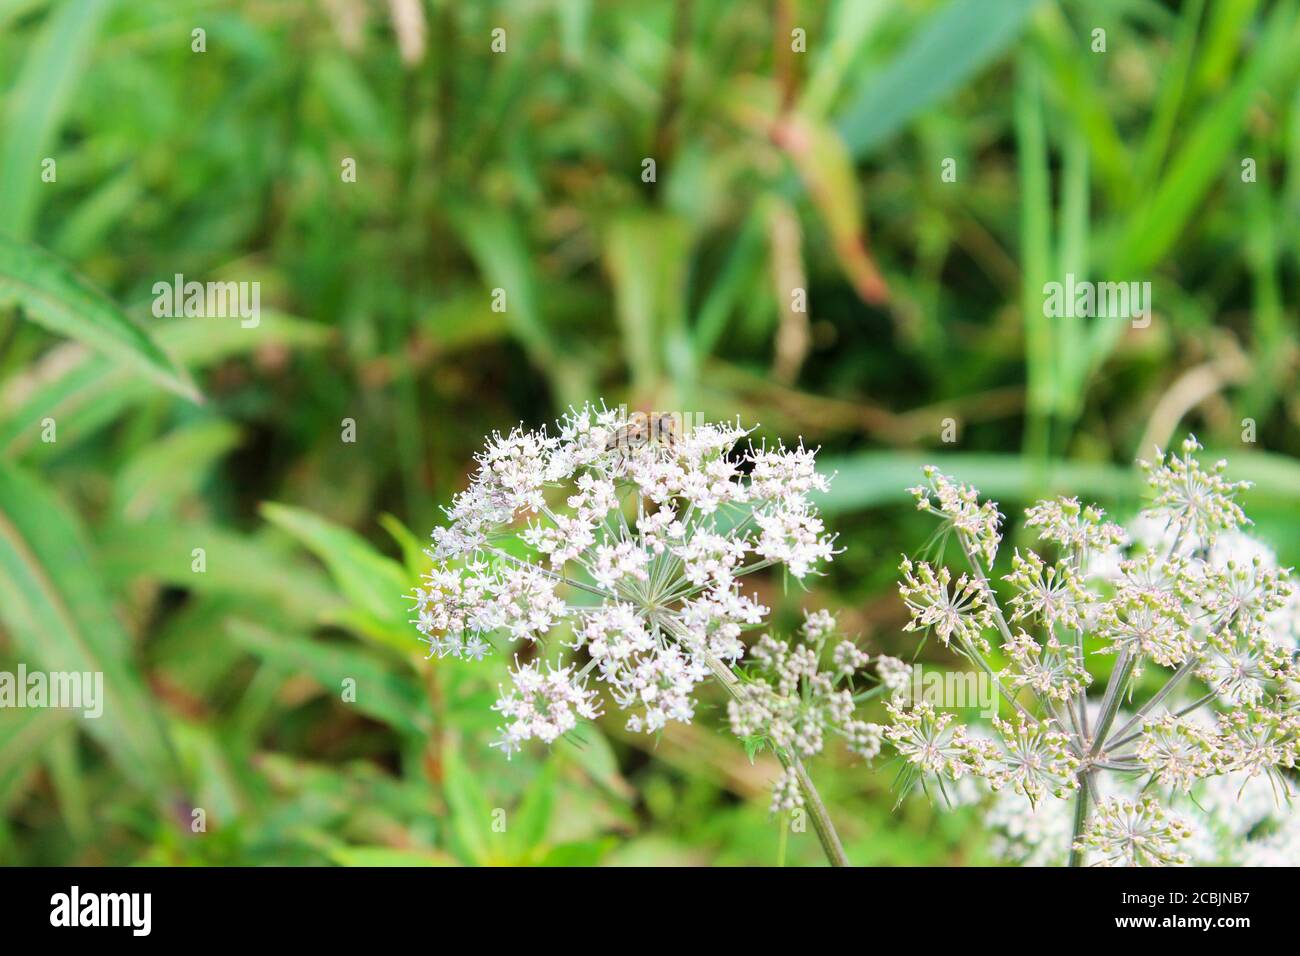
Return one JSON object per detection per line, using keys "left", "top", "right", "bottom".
{"left": 0, "top": 236, "right": 200, "bottom": 402}
{"left": 560, "top": 726, "right": 635, "bottom": 802}
{"left": 0, "top": 461, "right": 182, "bottom": 798}
{"left": 0, "top": 311, "right": 329, "bottom": 459}
{"left": 0, "top": 706, "right": 72, "bottom": 811}
{"left": 835, "top": 0, "right": 1044, "bottom": 157}
{"left": 449, "top": 209, "right": 552, "bottom": 356}
{"left": 110, "top": 420, "right": 242, "bottom": 521}
{"left": 97, "top": 519, "right": 342, "bottom": 625}
{"left": 508, "top": 759, "right": 556, "bottom": 859}
{"left": 537, "top": 838, "right": 616, "bottom": 866}
{"left": 378, "top": 512, "right": 431, "bottom": 579}
{"left": 440, "top": 739, "right": 496, "bottom": 865}
{"left": 226, "top": 619, "right": 429, "bottom": 737}
{"left": 800, "top": 0, "right": 889, "bottom": 118}
{"left": 0, "top": 0, "right": 112, "bottom": 239}
{"left": 448, "top": 206, "right": 592, "bottom": 407}
{"left": 260, "top": 501, "right": 411, "bottom": 637}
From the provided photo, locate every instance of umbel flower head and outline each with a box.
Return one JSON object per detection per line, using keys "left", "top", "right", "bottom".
{"left": 888, "top": 435, "right": 1300, "bottom": 866}
{"left": 988, "top": 756, "right": 1300, "bottom": 867}
{"left": 1074, "top": 796, "right": 1194, "bottom": 867}
{"left": 1138, "top": 435, "right": 1251, "bottom": 549}
{"left": 728, "top": 609, "right": 885, "bottom": 778}
{"left": 411, "top": 403, "right": 845, "bottom": 757}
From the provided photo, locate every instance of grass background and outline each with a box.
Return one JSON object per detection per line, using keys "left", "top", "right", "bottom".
{"left": 0, "top": 0, "right": 1298, "bottom": 866}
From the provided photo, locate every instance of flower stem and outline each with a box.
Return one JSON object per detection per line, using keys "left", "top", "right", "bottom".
{"left": 783, "top": 753, "right": 850, "bottom": 867}
{"left": 1089, "top": 648, "right": 1133, "bottom": 757}
{"left": 699, "top": 647, "right": 851, "bottom": 867}
{"left": 1104, "top": 656, "right": 1197, "bottom": 748}
{"left": 952, "top": 540, "right": 1041, "bottom": 726}
{"left": 1108, "top": 689, "right": 1218, "bottom": 753}
{"left": 1068, "top": 775, "right": 1091, "bottom": 867}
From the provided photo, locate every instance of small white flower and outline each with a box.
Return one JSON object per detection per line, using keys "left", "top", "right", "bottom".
{"left": 770, "top": 766, "right": 804, "bottom": 814}
{"left": 492, "top": 659, "right": 602, "bottom": 756}
{"left": 875, "top": 655, "right": 912, "bottom": 696}
{"left": 591, "top": 539, "right": 652, "bottom": 590}
{"left": 898, "top": 556, "right": 994, "bottom": 652}
{"left": 1139, "top": 435, "right": 1251, "bottom": 550}
{"left": 753, "top": 506, "right": 836, "bottom": 579}
{"left": 674, "top": 528, "right": 749, "bottom": 588}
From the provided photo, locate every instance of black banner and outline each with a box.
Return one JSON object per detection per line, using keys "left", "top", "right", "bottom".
{"left": 0, "top": 865, "right": 1281, "bottom": 942}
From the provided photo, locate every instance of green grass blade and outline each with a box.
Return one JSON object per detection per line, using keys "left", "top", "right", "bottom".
{"left": 0, "top": 312, "right": 329, "bottom": 458}
{"left": 111, "top": 420, "right": 242, "bottom": 521}
{"left": 1132, "top": 0, "right": 1206, "bottom": 190}
{"left": 260, "top": 501, "right": 411, "bottom": 633}
{"left": 226, "top": 619, "right": 429, "bottom": 737}
{"left": 603, "top": 212, "right": 694, "bottom": 392}
{"left": 0, "top": 0, "right": 113, "bottom": 239}
{"left": 1104, "top": 1, "right": 1299, "bottom": 278}
{"left": 440, "top": 739, "right": 496, "bottom": 865}
{"left": 0, "top": 236, "right": 201, "bottom": 402}
{"left": 97, "top": 518, "right": 342, "bottom": 624}
{"left": 0, "top": 460, "right": 182, "bottom": 799}
{"left": 1015, "top": 50, "right": 1053, "bottom": 462}
{"left": 834, "top": 0, "right": 1043, "bottom": 157}
{"left": 328, "top": 847, "right": 456, "bottom": 867}
{"left": 816, "top": 449, "right": 1300, "bottom": 515}
{"left": 0, "top": 707, "right": 72, "bottom": 812}
{"left": 507, "top": 759, "right": 556, "bottom": 860}
{"left": 816, "top": 452, "right": 1135, "bottom": 515}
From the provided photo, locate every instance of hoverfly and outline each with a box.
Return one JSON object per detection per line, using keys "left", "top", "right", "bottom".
{"left": 603, "top": 410, "right": 682, "bottom": 456}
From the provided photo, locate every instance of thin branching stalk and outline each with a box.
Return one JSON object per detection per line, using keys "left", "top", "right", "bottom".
{"left": 1089, "top": 648, "right": 1134, "bottom": 757}
{"left": 1068, "top": 778, "right": 1091, "bottom": 867}
{"left": 1104, "top": 656, "right": 1198, "bottom": 747}
{"left": 700, "top": 647, "right": 850, "bottom": 867}
{"left": 955, "top": 536, "right": 1040, "bottom": 724}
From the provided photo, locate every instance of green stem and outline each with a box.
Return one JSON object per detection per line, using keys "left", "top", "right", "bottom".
{"left": 960, "top": 634, "right": 1036, "bottom": 723}
{"left": 1089, "top": 649, "right": 1134, "bottom": 757}
{"left": 1109, "top": 689, "right": 1218, "bottom": 753}
{"left": 700, "top": 647, "right": 851, "bottom": 867}
{"left": 1104, "top": 656, "right": 1197, "bottom": 748}
{"left": 1068, "top": 776, "right": 1091, "bottom": 867}
{"left": 953, "top": 537, "right": 1042, "bottom": 726}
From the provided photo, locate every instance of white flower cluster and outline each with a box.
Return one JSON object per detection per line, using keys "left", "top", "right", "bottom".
{"left": 1074, "top": 796, "right": 1194, "bottom": 867}
{"left": 412, "top": 403, "right": 841, "bottom": 757}
{"left": 728, "top": 610, "right": 885, "bottom": 807}
{"left": 987, "top": 754, "right": 1300, "bottom": 867}
{"left": 891, "top": 435, "right": 1299, "bottom": 865}
{"left": 493, "top": 659, "right": 602, "bottom": 753}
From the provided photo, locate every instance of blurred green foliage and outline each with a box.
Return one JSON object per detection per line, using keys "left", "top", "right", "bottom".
{"left": 1, "top": 0, "right": 1298, "bottom": 865}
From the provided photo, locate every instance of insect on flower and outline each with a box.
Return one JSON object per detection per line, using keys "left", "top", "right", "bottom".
{"left": 602, "top": 409, "right": 683, "bottom": 455}
{"left": 409, "top": 401, "right": 877, "bottom": 866}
